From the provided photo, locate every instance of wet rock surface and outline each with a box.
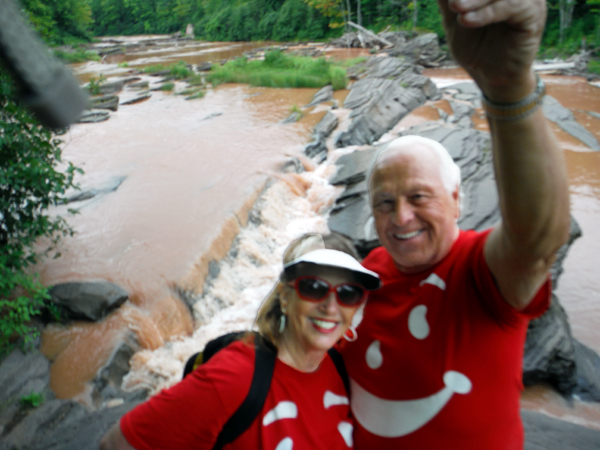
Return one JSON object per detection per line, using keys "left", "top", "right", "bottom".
{"left": 48, "top": 280, "right": 129, "bottom": 322}
{"left": 335, "top": 56, "right": 440, "bottom": 148}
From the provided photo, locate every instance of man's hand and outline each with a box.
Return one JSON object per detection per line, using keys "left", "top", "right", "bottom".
{"left": 437, "top": 0, "right": 546, "bottom": 102}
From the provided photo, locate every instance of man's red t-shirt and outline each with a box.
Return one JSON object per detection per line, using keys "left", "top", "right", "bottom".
{"left": 121, "top": 339, "right": 354, "bottom": 449}
{"left": 340, "top": 229, "right": 550, "bottom": 450}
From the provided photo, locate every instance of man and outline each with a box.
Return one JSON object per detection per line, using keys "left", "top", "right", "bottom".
{"left": 340, "top": 0, "right": 571, "bottom": 448}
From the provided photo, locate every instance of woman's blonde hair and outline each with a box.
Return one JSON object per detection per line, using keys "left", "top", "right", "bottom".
{"left": 255, "top": 232, "right": 358, "bottom": 346}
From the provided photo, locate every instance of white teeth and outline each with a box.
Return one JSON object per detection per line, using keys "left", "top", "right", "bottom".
{"left": 312, "top": 319, "right": 337, "bottom": 330}
{"left": 394, "top": 230, "right": 422, "bottom": 240}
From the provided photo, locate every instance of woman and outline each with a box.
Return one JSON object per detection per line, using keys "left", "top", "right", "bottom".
{"left": 100, "top": 233, "right": 380, "bottom": 450}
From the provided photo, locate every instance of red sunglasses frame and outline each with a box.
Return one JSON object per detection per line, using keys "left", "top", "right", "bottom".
{"left": 291, "top": 276, "right": 367, "bottom": 307}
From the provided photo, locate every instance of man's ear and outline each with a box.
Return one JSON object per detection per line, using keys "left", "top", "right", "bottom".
{"left": 452, "top": 186, "right": 461, "bottom": 218}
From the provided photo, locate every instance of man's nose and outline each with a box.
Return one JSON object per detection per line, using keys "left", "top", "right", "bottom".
{"left": 392, "top": 199, "right": 415, "bottom": 226}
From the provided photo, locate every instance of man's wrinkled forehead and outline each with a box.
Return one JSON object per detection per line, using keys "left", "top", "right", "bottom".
{"left": 369, "top": 141, "right": 435, "bottom": 189}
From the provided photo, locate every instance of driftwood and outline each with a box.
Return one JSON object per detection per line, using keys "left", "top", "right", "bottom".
{"left": 348, "top": 21, "right": 393, "bottom": 47}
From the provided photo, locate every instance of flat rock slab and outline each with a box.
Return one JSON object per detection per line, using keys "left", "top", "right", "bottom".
{"left": 48, "top": 281, "right": 128, "bottom": 321}
{"left": 522, "top": 410, "right": 600, "bottom": 449}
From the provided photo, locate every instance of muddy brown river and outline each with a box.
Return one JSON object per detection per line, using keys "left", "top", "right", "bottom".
{"left": 35, "top": 37, "right": 600, "bottom": 429}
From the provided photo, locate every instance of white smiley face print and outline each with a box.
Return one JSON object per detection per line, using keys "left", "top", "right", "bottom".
{"left": 350, "top": 272, "right": 473, "bottom": 438}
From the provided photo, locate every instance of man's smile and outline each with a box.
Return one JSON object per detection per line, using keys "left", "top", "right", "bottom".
{"left": 393, "top": 229, "right": 424, "bottom": 240}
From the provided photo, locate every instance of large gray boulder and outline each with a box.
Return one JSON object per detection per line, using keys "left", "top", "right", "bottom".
{"left": 334, "top": 57, "right": 439, "bottom": 148}
{"left": 48, "top": 281, "right": 129, "bottom": 321}
{"left": 388, "top": 32, "right": 441, "bottom": 66}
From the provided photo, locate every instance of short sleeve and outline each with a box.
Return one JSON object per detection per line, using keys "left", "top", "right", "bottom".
{"left": 121, "top": 341, "right": 255, "bottom": 450}
{"left": 470, "top": 230, "right": 551, "bottom": 327}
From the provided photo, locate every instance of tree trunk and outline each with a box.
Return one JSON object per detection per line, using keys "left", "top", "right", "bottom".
{"left": 346, "top": 0, "right": 352, "bottom": 31}
{"left": 413, "top": 0, "right": 418, "bottom": 29}
{"left": 357, "top": 0, "right": 362, "bottom": 27}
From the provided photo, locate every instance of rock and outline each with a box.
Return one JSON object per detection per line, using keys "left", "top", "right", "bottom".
{"left": 196, "top": 62, "right": 213, "bottom": 72}
{"left": 573, "top": 339, "right": 600, "bottom": 402}
{"left": 304, "top": 137, "right": 328, "bottom": 162}
{"left": 306, "top": 85, "right": 334, "bottom": 107}
{"left": 91, "top": 332, "right": 147, "bottom": 408}
{"left": 89, "top": 94, "right": 119, "bottom": 112}
{"left": 185, "top": 24, "right": 194, "bottom": 38}
{"left": 17, "top": 401, "right": 138, "bottom": 450}
{"left": 522, "top": 409, "right": 600, "bottom": 449}
{"left": 303, "top": 111, "right": 339, "bottom": 161}
{"left": 120, "top": 92, "right": 151, "bottom": 105}
{"left": 281, "top": 157, "right": 305, "bottom": 174}
{"left": 1, "top": 399, "right": 87, "bottom": 450}
{"left": 65, "top": 175, "right": 127, "bottom": 204}
{"left": 0, "top": 349, "right": 51, "bottom": 406}
{"left": 282, "top": 111, "right": 303, "bottom": 124}
{"left": 542, "top": 96, "right": 600, "bottom": 150}
{"left": 524, "top": 294, "right": 577, "bottom": 395}
{"left": 313, "top": 111, "right": 338, "bottom": 140}
{"left": 335, "top": 57, "right": 438, "bottom": 148}
{"left": 201, "top": 112, "right": 223, "bottom": 121}
{"left": 96, "top": 80, "right": 124, "bottom": 95}
{"left": 388, "top": 33, "right": 441, "bottom": 67}
{"left": 127, "top": 80, "right": 149, "bottom": 90}
{"left": 48, "top": 281, "right": 129, "bottom": 322}
{"left": 77, "top": 109, "right": 110, "bottom": 123}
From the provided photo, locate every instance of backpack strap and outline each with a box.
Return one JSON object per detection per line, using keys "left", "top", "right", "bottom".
{"left": 327, "top": 347, "right": 350, "bottom": 396}
{"left": 211, "top": 333, "right": 276, "bottom": 450}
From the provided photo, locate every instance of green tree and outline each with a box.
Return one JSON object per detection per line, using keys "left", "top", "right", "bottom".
{"left": 0, "top": 69, "right": 81, "bottom": 353}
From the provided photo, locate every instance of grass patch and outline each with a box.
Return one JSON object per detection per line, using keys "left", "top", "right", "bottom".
{"left": 187, "top": 74, "right": 204, "bottom": 86}
{"left": 20, "top": 392, "right": 44, "bottom": 408}
{"left": 588, "top": 60, "right": 600, "bottom": 75}
{"left": 143, "top": 61, "right": 194, "bottom": 79}
{"left": 118, "top": 62, "right": 129, "bottom": 68}
{"left": 208, "top": 50, "right": 347, "bottom": 90}
{"left": 54, "top": 49, "right": 100, "bottom": 63}
{"left": 159, "top": 83, "right": 175, "bottom": 91}
{"left": 338, "top": 56, "right": 368, "bottom": 68}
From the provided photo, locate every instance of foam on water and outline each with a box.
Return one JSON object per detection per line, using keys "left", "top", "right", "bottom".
{"left": 122, "top": 155, "right": 345, "bottom": 394}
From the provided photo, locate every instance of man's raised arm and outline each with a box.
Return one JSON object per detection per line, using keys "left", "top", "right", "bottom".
{"left": 437, "top": 0, "right": 571, "bottom": 309}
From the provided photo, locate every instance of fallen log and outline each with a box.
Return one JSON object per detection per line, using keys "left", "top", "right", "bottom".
{"left": 348, "top": 21, "right": 393, "bottom": 48}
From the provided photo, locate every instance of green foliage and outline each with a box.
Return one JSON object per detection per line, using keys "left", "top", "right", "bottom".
{"left": 21, "top": 0, "right": 93, "bottom": 45}
{"left": 20, "top": 391, "right": 45, "bottom": 408}
{"left": 160, "top": 83, "right": 175, "bottom": 91}
{"left": 0, "top": 69, "right": 80, "bottom": 354}
{"left": 208, "top": 50, "right": 347, "bottom": 90}
{"left": 53, "top": 49, "right": 100, "bottom": 63}
{"left": 143, "top": 62, "right": 194, "bottom": 79}
{"left": 87, "top": 75, "right": 107, "bottom": 95}
{"left": 589, "top": 60, "right": 600, "bottom": 74}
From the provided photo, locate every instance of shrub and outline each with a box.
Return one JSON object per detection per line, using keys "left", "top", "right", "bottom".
{"left": 0, "top": 69, "right": 81, "bottom": 354}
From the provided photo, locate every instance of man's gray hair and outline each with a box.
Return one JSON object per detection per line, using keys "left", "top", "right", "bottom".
{"left": 377, "top": 135, "right": 462, "bottom": 195}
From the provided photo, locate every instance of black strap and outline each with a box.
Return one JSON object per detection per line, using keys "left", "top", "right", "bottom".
{"left": 211, "top": 333, "right": 276, "bottom": 450}
{"left": 327, "top": 347, "right": 350, "bottom": 395}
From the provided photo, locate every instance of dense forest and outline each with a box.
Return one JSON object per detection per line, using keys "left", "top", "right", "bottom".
{"left": 17, "top": 0, "right": 600, "bottom": 56}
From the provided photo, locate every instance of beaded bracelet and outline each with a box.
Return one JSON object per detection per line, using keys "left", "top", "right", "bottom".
{"left": 481, "top": 73, "right": 546, "bottom": 122}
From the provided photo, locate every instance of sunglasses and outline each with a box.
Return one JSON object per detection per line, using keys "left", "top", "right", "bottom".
{"left": 291, "top": 276, "right": 367, "bottom": 307}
